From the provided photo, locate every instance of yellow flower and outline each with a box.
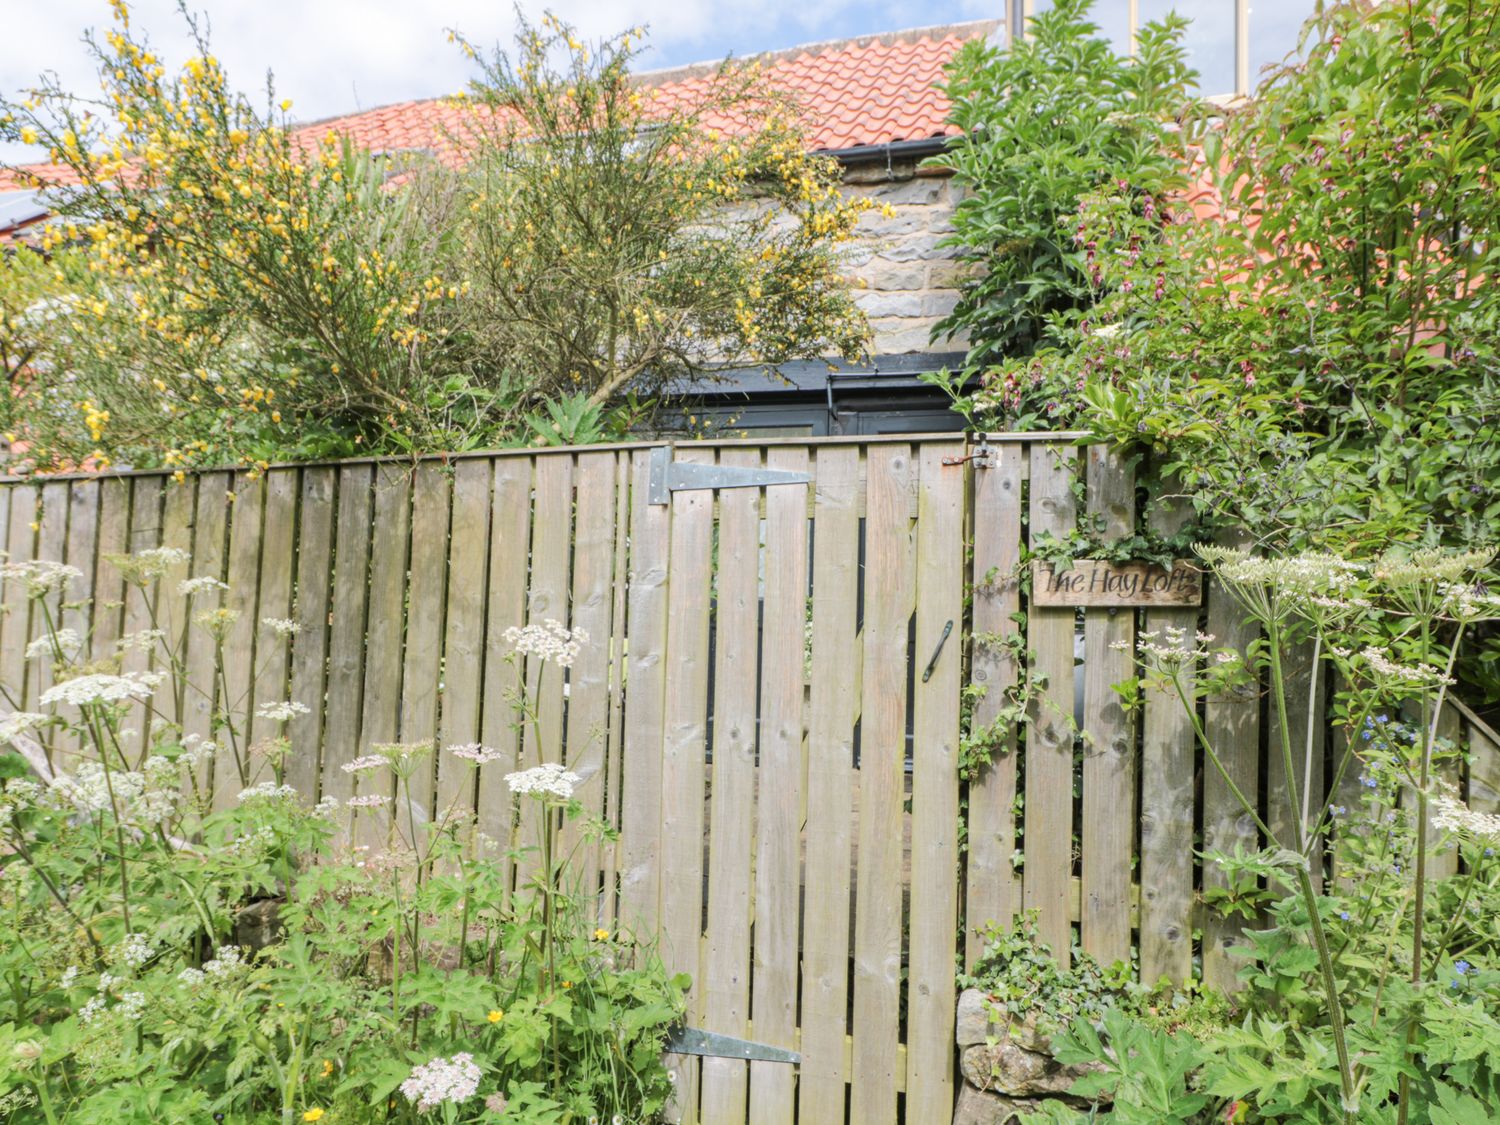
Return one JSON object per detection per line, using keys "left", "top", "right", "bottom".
{"left": 19, "top": 126, "right": 37, "bottom": 145}
{"left": 561, "top": 980, "right": 572, "bottom": 990}
{"left": 594, "top": 928, "right": 610, "bottom": 941}
{"left": 302, "top": 1111, "right": 325, "bottom": 1123}
{"left": 321, "top": 1058, "right": 334, "bottom": 1077}
{"left": 280, "top": 99, "right": 293, "bottom": 111}
{"left": 487, "top": 1009, "right": 504, "bottom": 1023}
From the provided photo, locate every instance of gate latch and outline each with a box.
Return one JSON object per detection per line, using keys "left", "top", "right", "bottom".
{"left": 648, "top": 445, "right": 812, "bottom": 505}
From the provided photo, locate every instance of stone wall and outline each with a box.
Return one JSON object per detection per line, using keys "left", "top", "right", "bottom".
{"left": 843, "top": 160, "right": 974, "bottom": 356}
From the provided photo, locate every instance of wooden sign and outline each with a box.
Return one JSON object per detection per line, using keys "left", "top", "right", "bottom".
{"left": 1031, "top": 560, "right": 1203, "bottom": 607}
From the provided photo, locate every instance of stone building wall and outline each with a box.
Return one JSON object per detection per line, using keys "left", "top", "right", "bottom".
{"left": 842, "top": 159, "right": 973, "bottom": 356}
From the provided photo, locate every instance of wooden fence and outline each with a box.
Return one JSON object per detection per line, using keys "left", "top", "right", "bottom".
{"left": 2, "top": 434, "right": 1497, "bottom": 1125}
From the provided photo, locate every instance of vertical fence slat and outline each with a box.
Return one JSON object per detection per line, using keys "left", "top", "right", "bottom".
{"left": 121, "top": 477, "right": 163, "bottom": 751}
{"left": 1268, "top": 642, "right": 1326, "bottom": 890}
{"left": 321, "top": 465, "right": 374, "bottom": 816}
{"left": 702, "top": 449, "right": 761, "bottom": 1124}
{"left": 179, "top": 475, "right": 230, "bottom": 796}
{"left": 601, "top": 452, "right": 632, "bottom": 926}
{"left": 435, "top": 460, "right": 492, "bottom": 821}
{"left": 1, "top": 486, "right": 39, "bottom": 711}
{"left": 1470, "top": 715, "right": 1500, "bottom": 815}
{"left": 90, "top": 477, "right": 131, "bottom": 664}
{"left": 562, "top": 451, "right": 618, "bottom": 900}
{"left": 248, "top": 471, "right": 299, "bottom": 752}
{"left": 215, "top": 473, "right": 263, "bottom": 807}
{"left": 29, "top": 483, "right": 70, "bottom": 715}
{"left": 286, "top": 468, "right": 335, "bottom": 802}
{"left": 1201, "top": 554, "right": 1261, "bottom": 992}
{"left": 749, "top": 447, "right": 809, "bottom": 1125}
{"left": 359, "top": 464, "right": 412, "bottom": 836}
{"left": 799, "top": 446, "right": 859, "bottom": 1125}
{"left": 1138, "top": 495, "right": 1197, "bottom": 985}
{"left": 1080, "top": 448, "right": 1136, "bottom": 966}
{"left": 53, "top": 480, "right": 100, "bottom": 760}
{"left": 659, "top": 448, "right": 715, "bottom": 1124}
{"left": 964, "top": 442, "right": 1023, "bottom": 968}
{"left": 399, "top": 463, "right": 450, "bottom": 830}
{"left": 906, "top": 444, "right": 964, "bottom": 1122}
{"left": 477, "top": 459, "right": 531, "bottom": 864}
{"left": 524, "top": 455, "right": 573, "bottom": 773}
{"left": 1427, "top": 705, "right": 1461, "bottom": 880}
{"left": 1024, "top": 444, "right": 1078, "bottom": 962}
{"left": 618, "top": 449, "right": 670, "bottom": 935}
{"left": 850, "top": 443, "right": 914, "bottom": 1125}
{"left": 153, "top": 480, "right": 197, "bottom": 735}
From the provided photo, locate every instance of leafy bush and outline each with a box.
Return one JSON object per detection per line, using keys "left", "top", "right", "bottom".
{"left": 0, "top": 553, "right": 686, "bottom": 1122}
{"left": 0, "top": 4, "right": 873, "bottom": 470}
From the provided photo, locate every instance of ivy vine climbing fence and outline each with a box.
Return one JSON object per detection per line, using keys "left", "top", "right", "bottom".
{"left": 1, "top": 433, "right": 1496, "bottom": 1125}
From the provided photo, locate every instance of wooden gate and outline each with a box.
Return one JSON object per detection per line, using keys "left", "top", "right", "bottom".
{"left": 3, "top": 433, "right": 1498, "bottom": 1125}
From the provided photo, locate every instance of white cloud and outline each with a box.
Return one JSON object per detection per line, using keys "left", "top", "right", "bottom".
{"left": 1, "top": 0, "right": 992, "bottom": 163}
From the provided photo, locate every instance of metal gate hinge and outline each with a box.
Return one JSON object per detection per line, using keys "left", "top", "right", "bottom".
{"left": 664, "top": 1024, "right": 800, "bottom": 1065}
{"left": 648, "top": 445, "right": 811, "bottom": 505}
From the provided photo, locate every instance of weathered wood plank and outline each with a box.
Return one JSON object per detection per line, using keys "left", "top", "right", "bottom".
{"left": 1267, "top": 640, "right": 1325, "bottom": 889}
{"left": 850, "top": 443, "right": 915, "bottom": 1125}
{"left": 1080, "top": 447, "right": 1137, "bottom": 967}
{"left": 29, "top": 483, "right": 71, "bottom": 718}
{"left": 1024, "top": 444, "right": 1078, "bottom": 962}
{"left": 964, "top": 443, "right": 1024, "bottom": 968}
{"left": 151, "top": 479, "right": 197, "bottom": 735}
{"left": 178, "top": 474, "right": 230, "bottom": 797}
{"left": 906, "top": 443, "right": 964, "bottom": 1123}
{"left": 398, "top": 462, "right": 450, "bottom": 832}
{"left": 321, "top": 465, "right": 375, "bottom": 819}
{"left": 617, "top": 449, "right": 670, "bottom": 935}
{"left": 523, "top": 455, "right": 573, "bottom": 771}
{"left": 1138, "top": 494, "right": 1197, "bottom": 985}
{"left": 798, "top": 446, "right": 860, "bottom": 1125}
{"left": 215, "top": 474, "right": 263, "bottom": 807}
{"left": 1470, "top": 715, "right": 1500, "bottom": 816}
{"left": 561, "top": 451, "right": 617, "bottom": 898}
{"left": 0, "top": 486, "right": 38, "bottom": 712}
{"left": 120, "top": 476, "right": 163, "bottom": 753}
{"left": 358, "top": 464, "right": 412, "bottom": 839}
{"left": 435, "top": 460, "right": 492, "bottom": 823}
{"left": 249, "top": 471, "right": 299, "bottom": 749}
{"left": 748, "top": 447, "right": 810, "bottom": 1125}
{"left": 601, "top": 452, "right": 632, "bottom": 925}
{"left": 701, "top": 448, "right": 761, "bottom": 1124}
{"left": 90, "top": 477, "right": 131, "bottom": 664}
{"left": 53, "top": 480, "right": 100, "bottom": 760}
{"left": 1201, "top": 545, "right": 1261, "bottom": 993}
{"left": 477, "top": 459, "right": 532, "bottom": 864}
{"left": 285, "top": 467, "right": 335, "bottom": 802}
{"left": 659, "top": 447, "right": 715, "bottom": 1124}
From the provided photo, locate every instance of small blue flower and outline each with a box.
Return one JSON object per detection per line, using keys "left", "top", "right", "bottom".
{"left": 1339, "top": 911, "right": 1350, "bottom": 921}
{"left": 1376, "top": 714, "right": 1389, "bottom": 724}
{"left": 1330, "top": 805, "right": 1346, "bottom": 817}
{"left": 1361, "top": 730, "right": 1373, "bottom": 741}
{"left": 1485, "top": 848, "right": 1495, "bottom": 858}
{"left": 1362, "top": 776, "right": 1378, "bottom": 788}
{"left": 1455, "top": 960, "right": 1471, "bottom": 975}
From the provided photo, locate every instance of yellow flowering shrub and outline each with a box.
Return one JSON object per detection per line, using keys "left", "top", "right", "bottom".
{"left": 0, "top": 4, "right": 870, "bottom": 470}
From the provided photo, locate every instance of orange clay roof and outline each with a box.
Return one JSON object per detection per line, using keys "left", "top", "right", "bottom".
{"left": 2, "top": 20, "right": 993, "bottom": 194}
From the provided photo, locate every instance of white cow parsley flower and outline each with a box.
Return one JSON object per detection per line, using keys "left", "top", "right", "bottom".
{"left": 178, "top": 575, "right": 228, "bottom": 597}
{"left": 41, "top": 671, "right": 162, "bottom": 707}
{"left": 505, "top": 762, "right": 581, "bottom": 801}
{"left": 0, "top": 711, "right": 49, "bottom": 742}
{"left": 346, "top": 794, "right": 391, "bottom": 809}
{"left": 237, "top": 781, "right": 298, "bottom": 804}
{"left": 341, "top": 754, "right": 387, "bottom": 774}
{"left": 1, "top": 560, "right": 82, "bottom": 597}
{"left": 503, "top": 619, "right": 589, "bottom": 668}
{"left": 25, "top": 628, "right": 82, "bottom": 661}
{"left": 449, "top": 743, "right": 503, "bottom": 765}
{"left": 262, "top": 617, "right": 300, "bottom": 637}
{"left": 255, "top": 700, "right": 310, "bottom": 723}
{"left": 399, "top": 1053, "right": 481, "bottom": 1112}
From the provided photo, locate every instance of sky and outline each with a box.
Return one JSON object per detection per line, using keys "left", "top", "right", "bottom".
{"left": 1, "top": 0, "right": 1312, "bottom": 164}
